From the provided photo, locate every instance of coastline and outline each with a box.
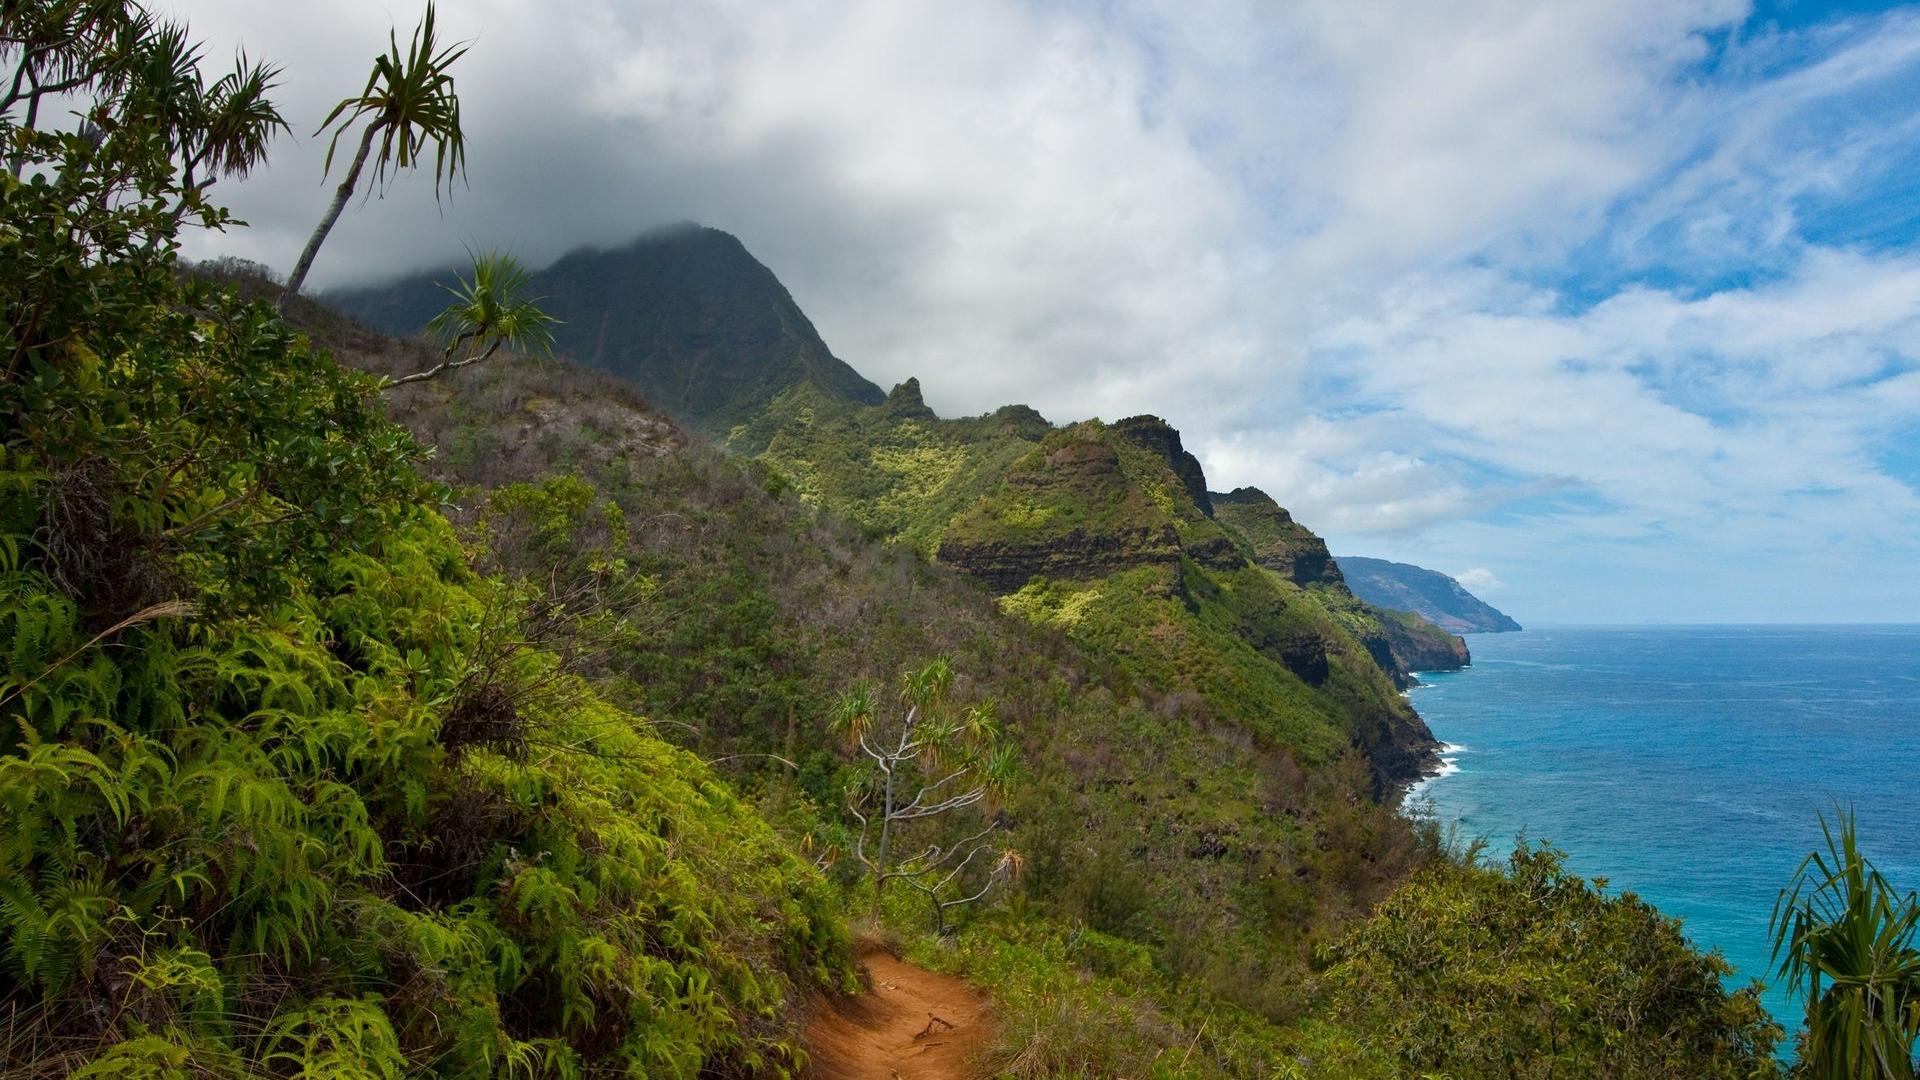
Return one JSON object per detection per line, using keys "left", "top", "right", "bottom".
{"left": 1404, "top": 741, "right": 1465, "bottom": 804}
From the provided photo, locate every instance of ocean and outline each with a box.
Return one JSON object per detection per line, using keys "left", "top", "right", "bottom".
{"left": 1404, "top": 624, "right": 1920, "bottom": 1036}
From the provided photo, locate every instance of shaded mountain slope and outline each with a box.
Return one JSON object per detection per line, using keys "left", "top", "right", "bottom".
{"left": 1336, "top": 555, "right": 1522, "bottom": 633}
{"left": 327, "top": 223, "right": 884, "bottom": 436}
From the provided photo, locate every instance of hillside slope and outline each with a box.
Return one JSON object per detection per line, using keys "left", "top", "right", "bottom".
{"left": 1336, "top": 555, "right": 1522, "bottom": 633}
{"left": 1212, "top": 487, "right": 1471, "bottom": 677}
{"left": 268, "top": 290, "right": 1440, "bottom": 1046}
{"left": 327, "top": 223, "right": 885, "bottom": 436}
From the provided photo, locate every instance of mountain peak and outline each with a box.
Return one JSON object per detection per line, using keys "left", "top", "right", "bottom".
{"left": 1111, "top": 414, "right": 1213, "bottom": 517}
{"left": 327, "top": 224, "right": 885, "bottom": 435}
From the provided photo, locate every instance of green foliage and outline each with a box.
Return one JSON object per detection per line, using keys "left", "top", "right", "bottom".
{"left": 0, "top": 12, "right": 849, "bottom": 1074}
{"left": 1314, "top": 843, "right": 1783, "bottom": 1078}
{"left": 353, "top": 331, "right": 1450, "bottom": 1034}
{"left": 282, "top": 2, "right": 468, "bottom": 307}
{"left": 1771, "top": 808, "right": 1920, "bottom": 1078}
{"left": 741, "top": 383, "right": 1040, "bottom": 555}
{"left": 387, "top": 251, "right": 558, "bottom": 387}
{"left": 902, "top": 914, "right": 1289, "bottom": 1079}
{"left": 315, "top": 1, "right": 466, "bottom": 198}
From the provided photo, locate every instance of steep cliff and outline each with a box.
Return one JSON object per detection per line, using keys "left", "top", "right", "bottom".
{"left": 1211, "top": 485, "right": 1341, "bottom": 586}
{"left": 1212, "top": 486, "right": 1470, "bottom": 684}
{"left": 734, "top": 386, "right": 1441, "bottom": 786}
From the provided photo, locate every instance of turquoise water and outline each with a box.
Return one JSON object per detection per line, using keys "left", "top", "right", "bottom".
{"left": 1406, "top": 625, "right": 1920, "bottom": 1035}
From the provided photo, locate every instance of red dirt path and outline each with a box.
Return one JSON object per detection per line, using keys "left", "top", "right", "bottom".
{"left": 804, "top": 947, "right": 996, "bottom": 1080}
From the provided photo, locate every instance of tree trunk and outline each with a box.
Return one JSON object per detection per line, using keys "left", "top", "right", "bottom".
{"left": 279, "top": 123, "right": 378, "bottom": 315}
{"left": 873, "top": 766, "right": 898, "bottom": 914}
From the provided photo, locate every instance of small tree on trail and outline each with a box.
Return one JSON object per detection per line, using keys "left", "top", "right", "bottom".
{"left": 836, "top": 659, "right": 1022, "bottom": 933}
{"left": 280, "top": 2, "right": 465, "bottom": 312}
{"left": 387, "top": 250, "right": 555, "bottom": 387}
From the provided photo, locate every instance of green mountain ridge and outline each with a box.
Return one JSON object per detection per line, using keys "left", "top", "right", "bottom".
{"left": 327, "top": 223, "right": 886, "bottom": 436}
{"left": 1335, "top": 555, "right": 1523, "bottom": 633}
{"left": 737, "top": 380, "right": 1453, "bottom": 787}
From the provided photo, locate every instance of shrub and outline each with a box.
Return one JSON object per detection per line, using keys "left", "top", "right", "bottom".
{"left": 1314, "top": 843, "right": 1783, "bottom": 1078}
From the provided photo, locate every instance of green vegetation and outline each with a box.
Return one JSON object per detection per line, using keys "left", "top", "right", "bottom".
{"left": 1310, "top": 844, "right": 1781, "bottom": 1077}
{"left": 1771, "top": 809, "right": 1920, "bottom": 1077}
{"left": 833, "top": 660, "right": 1020, "bottom": 931}
{"left": 1, "top": 8, "right": 846, "bottom": 1075}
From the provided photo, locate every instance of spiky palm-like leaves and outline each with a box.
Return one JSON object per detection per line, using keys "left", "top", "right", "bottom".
{"left": 280, "top": 3, "right": 466, "bottom": 309}
{"left": 3, "top": 2, "right": 284, "bottom": 189}
{"left": 1771, "top": 808, "right": 1920, "bottom": 1078}
{"left": 387, "top": 251, "right": 556, "bottom": 387}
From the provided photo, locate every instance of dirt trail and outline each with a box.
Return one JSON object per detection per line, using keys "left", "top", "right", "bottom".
{"left": 804, "top": 947, "right": 997, "bottom": 1080}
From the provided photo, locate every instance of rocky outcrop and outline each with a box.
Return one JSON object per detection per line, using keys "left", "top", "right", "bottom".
{"left": 937, "top": 523, "right": 1185, "bottom": 594}
{"left": 1113, "top": 415, "right": 1213, "bottom": 518}
{"left": 1381, "top": 616, "right": 1472, "bottom": 673}
{"left": 884, "top": 377, "right": 937, "bottom": 420}
{"left": 1356, "top": 706, "right": 1444, "bottom": 793}
{"left": 1206, "top": 487, "right": 1469, "bottom": 689}
{"left": 1210, "top": 487, "right": 1341, "bottom": 586}
{"left": 985, "top": 403, "right": 1053, "bottom": 440}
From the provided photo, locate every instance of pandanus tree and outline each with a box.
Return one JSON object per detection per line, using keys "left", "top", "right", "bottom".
{"left": 1771, "top": 808, "right": 1920, "bottom": 1078}
{"left": 387, "top": 251, "right": 556, "bottom": 386}
{"left": 3, "top": 0, "right": 123, "bottom": 175}
{"left": 4, "top": 1, "right": 284, "bottom": 189}
{"left": 279, "top": 2, "right": 465, "bottom": 312}
{"left": 835, "top": 659, "right": 1022, "bottom": 931}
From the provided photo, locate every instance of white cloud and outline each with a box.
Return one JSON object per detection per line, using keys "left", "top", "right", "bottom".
{"left": 1454, "top": 568, "right": 1503, "bottom": 594}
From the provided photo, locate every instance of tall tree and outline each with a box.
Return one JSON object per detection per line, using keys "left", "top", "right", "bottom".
{"left": 279, "top": 3, "right": 465, "bottom": 312}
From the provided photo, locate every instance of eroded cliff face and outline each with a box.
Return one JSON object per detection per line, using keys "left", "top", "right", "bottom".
{"left": 1210, "top": 486, "right": 1470, "bottom": 688}
{"left": 1378, "top": 615, "right": 1472, "bottom": 674}
{"left": 928, "top": 419, "right": 1441, "bottom": 787}
{"left": 936, "top": 522, "right": 1187, "bottom": 594}
{"left": 1211, "top": 486, "right": 1342, "bottom": 586}
{"left": 1112, "top": 414, "right": 1214, "bottom": 518}
{"left": 935, "top": 428, "right": 1195, "bottom": 590}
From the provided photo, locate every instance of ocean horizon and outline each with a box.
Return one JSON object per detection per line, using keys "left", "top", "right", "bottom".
{"left": 1405, "top": 623, "right": 1920, "bottom": 1039}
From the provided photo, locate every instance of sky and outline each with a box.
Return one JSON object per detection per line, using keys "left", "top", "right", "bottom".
{"left": 162, "top": 0, "right": 1920, "bottom": 624}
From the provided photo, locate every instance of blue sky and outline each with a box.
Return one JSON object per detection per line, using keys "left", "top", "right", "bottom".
{"left": 173, "top": 0, "right": 1920, "bottom": 623}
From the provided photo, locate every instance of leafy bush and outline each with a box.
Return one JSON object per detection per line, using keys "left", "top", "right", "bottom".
{"left": 1312, "top": 844, "right": 1783, "bottom": 1078}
